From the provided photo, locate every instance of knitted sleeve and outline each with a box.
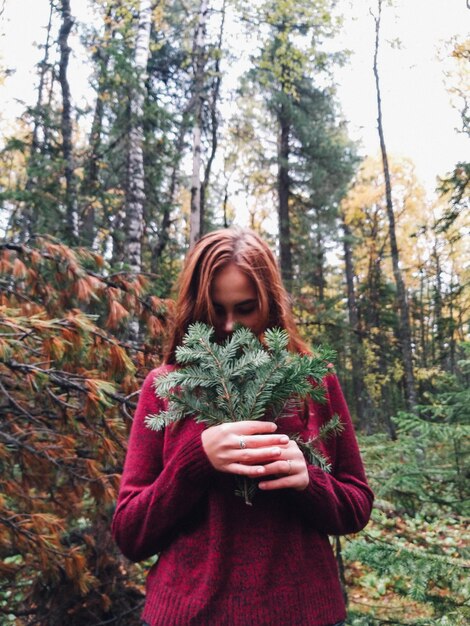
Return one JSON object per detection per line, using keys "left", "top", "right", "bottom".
{"left": 111, "top": 366, "right": 215, "bottom": 562}
{"left": 290, "top": 374, "right": 374, "bottom": 535}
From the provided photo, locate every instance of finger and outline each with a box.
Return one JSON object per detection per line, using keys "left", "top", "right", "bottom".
{"left": 259, "top": 459, "right": 295, "bottom": 476}
{"left": 258, "top": 476, "right": 297, "bottom": 490}
{"left": 225, "top": 463, "right": 268, "bottom": 477}
{"left": 235, "top": 434, "right": 289, "bottom": 449}
{"left": 223, "top": 421, "right": 278, "bottom": 435}
{"left": 235, "top": 446, "right": 284, "bottom": 464}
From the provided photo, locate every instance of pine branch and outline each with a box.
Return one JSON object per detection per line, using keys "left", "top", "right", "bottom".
{"left": 147, "top": 323, "right": 340, "bottom": 503}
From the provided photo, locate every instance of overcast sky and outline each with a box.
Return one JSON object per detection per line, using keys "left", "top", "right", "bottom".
{"left": 0, "top": 0, "right": 468, "bottom": 198}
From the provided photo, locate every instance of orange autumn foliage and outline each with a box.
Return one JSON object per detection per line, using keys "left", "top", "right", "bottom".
{"left": 0, "top": 237, "right": 172, "bottom": 625}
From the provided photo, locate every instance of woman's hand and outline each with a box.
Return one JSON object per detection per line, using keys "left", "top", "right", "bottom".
{"left": 258, "top": 439, "right": 309, "bottom": 492}
{"left": 201, "top": 421, "right": 288, "bottom": 477}
{"left": 201, "top": 422, "right": 309, "bottom": 491}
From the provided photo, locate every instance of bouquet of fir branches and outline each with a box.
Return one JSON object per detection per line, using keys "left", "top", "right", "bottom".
{"left": 145, "top": 323, "right": 343, "bottom": 504}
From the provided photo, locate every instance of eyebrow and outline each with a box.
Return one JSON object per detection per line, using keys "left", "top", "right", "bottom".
{"left": 212, "top": 298, "right": 258, "bottom": 307}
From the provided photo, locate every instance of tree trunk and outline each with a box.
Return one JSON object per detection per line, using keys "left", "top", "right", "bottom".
{"left": 431, "top": 238, "right": 445, "bottom": 367}
{"left": 23, "top": 0, "right": 54, "bottom": 240}
{"left": 151, "top": 115, "right": 190, "bottom": 272}
{"left": 373, "top": 0, "right": 416, "bottom": 409}
{"left": 448, "top": 241, "right": 457, "bottom": 374}
{"left": 341, "top": 211, "right": 369, "bottom": 430}
{"left": 200, "top": 0, "right": 226, "bottom": 233}
{"left": 189, "top": 0, "right": 209, "bottom": 249}
{"left": 418, "top": 267, "right": 428, "bottom": 369}
{"left": 81, "top": 2, "right": 114, "bottom": 248}
{"left": 123, "top": 0, "right": 152, "bottom": 273}
{"left": 277, "top": 100, "right": 293, "bottom": 291}
{"left": 58, "top": 0, "right": 78, "bottom": 244}
{"left": 313, "top": 218, "right": 325, "bottom": 301}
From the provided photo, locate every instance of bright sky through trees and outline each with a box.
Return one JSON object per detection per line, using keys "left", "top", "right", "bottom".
{"left": 0, "top": 0, "right": 468, "bottom": 197}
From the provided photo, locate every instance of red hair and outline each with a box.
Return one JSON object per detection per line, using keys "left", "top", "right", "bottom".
{"left": 164, "top": 227, "right": 308, "bottom": 363}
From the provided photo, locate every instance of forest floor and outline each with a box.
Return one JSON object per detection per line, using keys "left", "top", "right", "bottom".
{"left": 343, "top": 512, "right": 469, "bottom": 625}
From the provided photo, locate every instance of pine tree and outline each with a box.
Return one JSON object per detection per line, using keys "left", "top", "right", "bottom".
{"left": 146, "top": 323, "right": 343, "bottom": 503}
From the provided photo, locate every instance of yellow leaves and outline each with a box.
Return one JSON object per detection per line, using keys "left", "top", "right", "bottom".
{"left": 152, "top": 1, "right": 166, "bottom": 30}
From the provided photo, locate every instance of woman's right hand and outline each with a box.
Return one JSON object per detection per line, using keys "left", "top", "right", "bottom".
{"left": 201, "top": 421, "right": 289, "bottom": 477}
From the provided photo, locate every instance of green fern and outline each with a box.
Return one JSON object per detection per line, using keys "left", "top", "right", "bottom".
{"left": 145, "top": 323, "right": 341, "bottom": 504}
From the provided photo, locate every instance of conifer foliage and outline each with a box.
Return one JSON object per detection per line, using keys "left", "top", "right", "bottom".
{"left": 146, "top": 323, "right": 342, "bottom": 503}
{"left": 344, "top": 350, "right": 470, "bottom": 624}
{"left": 0, "top": 237, "right": 169, "bottom": 624}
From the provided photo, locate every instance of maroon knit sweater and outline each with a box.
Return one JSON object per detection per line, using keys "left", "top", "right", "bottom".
{"left": 112, "top": 365, "right": 373, "bottom": 626}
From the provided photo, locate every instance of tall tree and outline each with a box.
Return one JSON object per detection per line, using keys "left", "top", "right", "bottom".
{"left": 340, "top": 206, "right": 370, "bottom": 430}
{"left": 200, "top": 0, "right": 227, "bottom": 232}
{"left": 23, "top": 0, "right": 54, "bottom": 240}
{"left": 58, "top": 0, "right": 79, "bottom": 243}
{"left": 189, "top": 0, "right": 209, "bottom": 249}
{"left": 123, "top": 0, "right": 152, "bottom": 273}
{"left": 372, "top": 0, "right": 416, "bottom": 408}
{"left": 81, "top": 1, "right": 115, "bottom": 248}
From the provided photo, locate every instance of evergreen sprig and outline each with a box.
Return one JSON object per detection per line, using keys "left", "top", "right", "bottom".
{"left": 145, "top": 322, "right": 341, "bottom": 503}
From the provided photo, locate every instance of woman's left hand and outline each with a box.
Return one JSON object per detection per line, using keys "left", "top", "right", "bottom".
{"left": 257, "top": 439, "right": 309, "bottom": 492}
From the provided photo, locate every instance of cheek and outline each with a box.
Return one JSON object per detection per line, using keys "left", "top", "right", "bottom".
{"left": 249, "top": 310, "right": 268, "bottom": 334}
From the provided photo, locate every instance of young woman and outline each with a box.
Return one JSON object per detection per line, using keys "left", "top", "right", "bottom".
{"left": 112, "top": 227, "right": 373, "bottom": 626}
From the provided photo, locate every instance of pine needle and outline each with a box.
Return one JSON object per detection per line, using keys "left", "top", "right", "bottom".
{"left": 146, "top": 323, "right": 341, "bottom": 504}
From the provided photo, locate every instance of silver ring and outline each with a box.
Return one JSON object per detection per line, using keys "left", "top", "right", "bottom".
{"left": 239, "top": 436, "right": 246, "bottom": 450}
{"left": 286, "top": 460, "right": 292, "bottom": 474}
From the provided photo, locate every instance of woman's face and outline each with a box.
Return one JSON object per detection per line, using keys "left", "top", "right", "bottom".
{"left": 210, "top": 263, "right": 266, "bottom": 341}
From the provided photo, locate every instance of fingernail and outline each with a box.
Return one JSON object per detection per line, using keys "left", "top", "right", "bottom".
{"left": 279, "top": 435, "right": 289, "bottom": 443}
{"left": 272, "top": 447, "right": 281, "bottom": 455}
{"left": 256, "top": 466, "right": 265, "bottom": 474}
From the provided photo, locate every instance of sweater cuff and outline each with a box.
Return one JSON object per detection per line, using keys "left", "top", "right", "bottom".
{"left": 290, "top": 466, "right": 330, "bottom": 508}
{"left": 177, "top": 430, "right": 215, "bottom": 484}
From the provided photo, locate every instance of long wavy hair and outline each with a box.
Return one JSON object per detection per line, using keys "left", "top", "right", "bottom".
{"left": 164, "top": 227, "right": 308, "bottom": 363}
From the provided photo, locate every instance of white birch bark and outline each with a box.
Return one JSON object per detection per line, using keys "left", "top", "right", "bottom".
{"left": 189, "top": 0, "right": 209, "bottom": 249}
{"left": 124, "top": 0, "right": 152, "bottom": 273}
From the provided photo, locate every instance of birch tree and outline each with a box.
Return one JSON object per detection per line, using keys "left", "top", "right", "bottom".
{"left": 189, "top": 0, "right": 209, "bottom": 249}
{"left": 123, "top": 0, "right": 152, "bottom": 273}
{"left": 81, "top": 1, "right": 115, "bottom": 248}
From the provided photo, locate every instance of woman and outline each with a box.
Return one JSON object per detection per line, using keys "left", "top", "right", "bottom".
{"left": 112, "top": 227, "right": 374, "bottom": 626}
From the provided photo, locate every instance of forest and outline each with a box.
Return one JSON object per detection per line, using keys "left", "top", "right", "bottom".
{"left": 0, "top": 0, "right": 468, "bottom": 624}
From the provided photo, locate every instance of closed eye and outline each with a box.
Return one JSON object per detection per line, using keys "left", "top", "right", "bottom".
{"left": 235, "top": 305, "right": 257, "bottom": 315}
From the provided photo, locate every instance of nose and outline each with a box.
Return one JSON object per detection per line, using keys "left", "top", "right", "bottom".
{"left": 223, "top": 313, "right": 235, "bottom": 333}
